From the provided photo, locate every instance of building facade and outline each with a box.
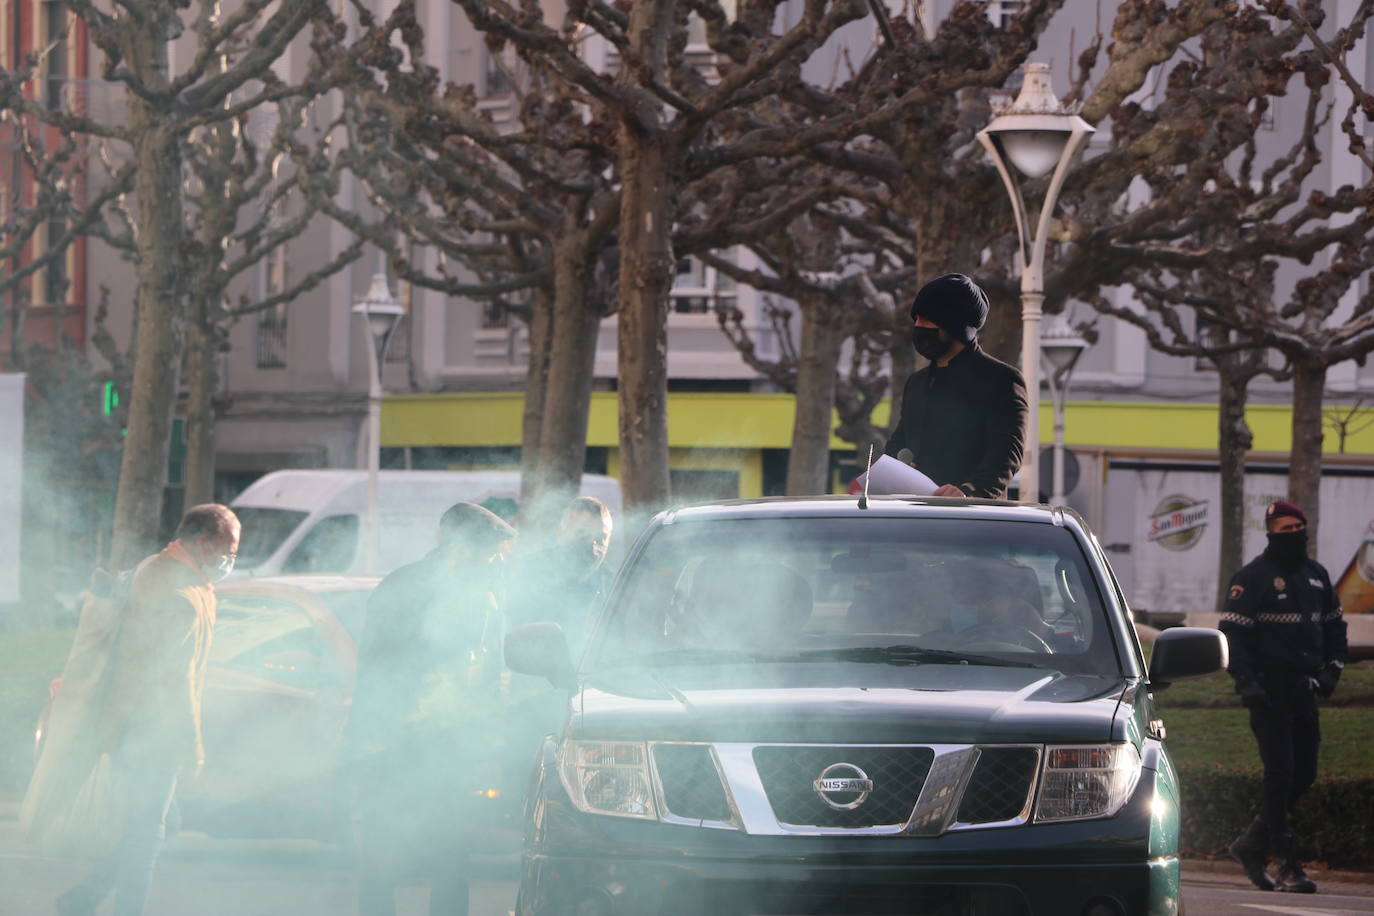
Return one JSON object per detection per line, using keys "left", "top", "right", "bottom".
{"left": 11, "top": 0, "right": 1372, "bottom": 529}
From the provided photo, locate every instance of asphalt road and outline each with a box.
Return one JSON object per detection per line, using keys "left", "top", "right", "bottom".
{"left": 2, "top": 812, "right": 1372, "bottom": 916}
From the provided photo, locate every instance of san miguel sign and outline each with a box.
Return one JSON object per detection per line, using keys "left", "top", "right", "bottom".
{"left": 1147, "top": 495, "right": 1210, "bottom": 552}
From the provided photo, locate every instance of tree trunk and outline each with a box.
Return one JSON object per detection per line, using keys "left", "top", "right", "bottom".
{"left": 613, "top": 0, "right": 676, "bottom": 513}
{"left": 1215, "top": 361, "right": 1254, "bottom": 609}
{"left": 787, "top": 297, "right": 845, "bottom": 495}
{"left": 533, "top": 236, "right": 602, "bottom": 509}
{"left": 109, "top": 19, "right": 185, "bottom": 569}
{"left": 519, "top": 287, "right": 554, "bottom": 505}
{"left": 1288, "top": 356, "right": 1326, "bottom": 553}
{"left": 183, "top": 316, "right": 218, "bottom": 507}
{"left": 615, "top": 137, "right": 675, "bottom": 511}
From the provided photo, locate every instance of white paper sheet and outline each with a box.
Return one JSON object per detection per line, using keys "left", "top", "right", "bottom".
{"left": 855, "top": 454, "right": 939, "bottom": 496}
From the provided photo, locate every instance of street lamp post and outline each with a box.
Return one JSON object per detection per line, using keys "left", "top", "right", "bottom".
{"left": 353, "top": 271, "right": 404, "bottom": 574}
{"left": 1040, "top": 311, "right": 1089, "bottom": 507}
{"left": 977, "top": 63, "right": 1094, "bottom": 504}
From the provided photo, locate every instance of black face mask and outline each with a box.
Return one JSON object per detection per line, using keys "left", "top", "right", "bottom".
{"left": 1266, "top": 529, "right": 1308, "bottom": 568}
{"left": 912, "top": 326, "right": 950, "bottom": 361}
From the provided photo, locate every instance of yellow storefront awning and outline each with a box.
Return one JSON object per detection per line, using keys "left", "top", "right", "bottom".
{"left": 381, "top": 391, "right": 1374, "bottom": 457}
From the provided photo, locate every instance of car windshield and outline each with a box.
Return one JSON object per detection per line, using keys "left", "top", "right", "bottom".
{"left": 231, "top": 507, "right": 308, "bottom": 568}
{"left": 589, "top": 516, "right": 1122, "bottom": 677}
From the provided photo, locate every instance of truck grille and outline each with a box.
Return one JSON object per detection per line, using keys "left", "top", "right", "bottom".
{"left": 652, "top": 743, "right": 733, "bottom": 822}
{"left": 956, "top": 747, "right": 1038, "bottom": 824}
{"left": 752, "top": 746, "right": 934, "bottom": 828}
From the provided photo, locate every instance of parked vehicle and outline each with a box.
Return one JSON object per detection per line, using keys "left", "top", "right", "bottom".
{"left": 32, "top": 576, "right": 374, "bottom": 841}
{"left": 1088, "top": 458, "right": 1374, "bottom": 625}
{"left": 506, "top": 496, "right": 1225, "bottom": 916}
{"left": 229, "top": 469, "right": 623, "bottom": 578}
{"left": 34, "top": 574, "right": 525, "bottom": 842}
{"left": 188, "top": 575, "right": 374, "bottom": 840}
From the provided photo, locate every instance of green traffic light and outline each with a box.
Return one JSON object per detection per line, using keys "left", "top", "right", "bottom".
{"left": 103, "top": 381, "right": 119, "bottom": 416}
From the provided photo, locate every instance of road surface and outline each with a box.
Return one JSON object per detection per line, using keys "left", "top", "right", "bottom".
{"left": 3, "top": 811, "right": 1372, "bottom": 915}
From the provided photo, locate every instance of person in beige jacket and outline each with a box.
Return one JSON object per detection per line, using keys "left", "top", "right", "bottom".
{"left": 36, "top": 504, "right": 240, "bottom": 916}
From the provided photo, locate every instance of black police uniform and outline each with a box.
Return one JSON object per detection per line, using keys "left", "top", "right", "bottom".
{"left": 1218, "top": 547, "right": 1347, "bottom": 886}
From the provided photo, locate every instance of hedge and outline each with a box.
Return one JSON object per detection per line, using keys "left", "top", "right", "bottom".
{"left": 1177, "top": 764, "right": 1374, "bottom": 870}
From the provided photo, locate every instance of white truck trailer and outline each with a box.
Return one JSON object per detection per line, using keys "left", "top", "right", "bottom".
{"left": 1082, "top": 455, "right": 1374, "bottom": 646}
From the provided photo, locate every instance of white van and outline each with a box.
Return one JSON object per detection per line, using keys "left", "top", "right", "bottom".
{"left": 228, "top": 469, "right": 622, "bottom": 577}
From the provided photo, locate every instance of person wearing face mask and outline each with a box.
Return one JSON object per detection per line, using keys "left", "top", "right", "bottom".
{"left": 344, "top": 500, "right": 515, "bottom": 916}
{"left": 547, "top": 496, "right": 615, "bottom": 652}
{"left": 43, "top": 504, "right": 240, "bottom": 916}
{"left": 883, "top": 273, "right": 1028, "bottom": 499}
{"left": 506, "top": 496, "right": 615, "bottom": 653}
{"left": 1219, "top": 500, "right": 1347, "bottom": 895}
{"left": 501, "top": 496, "right": 614, "bottom": 800}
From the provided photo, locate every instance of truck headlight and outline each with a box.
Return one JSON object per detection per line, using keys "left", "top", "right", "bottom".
{"left": 1034, "top": 743, "right": 1141, "bottom": 822}
{"left": 558, "top": 740, "right": 658, "bottom": 820}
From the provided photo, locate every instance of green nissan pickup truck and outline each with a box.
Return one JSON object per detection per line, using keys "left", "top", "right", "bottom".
{"left": 505, "top": 496, "right": 1226, "bottom": 916}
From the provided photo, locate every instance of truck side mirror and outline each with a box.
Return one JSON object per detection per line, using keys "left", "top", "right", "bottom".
{"left": 1148, "top": 626, "right": 1228, "bottom": 690}
{"left": 505, "top": 622, "right": 577, "bottom": 691}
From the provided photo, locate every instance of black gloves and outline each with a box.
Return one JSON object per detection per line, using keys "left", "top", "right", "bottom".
{"left": 1315, "top": 662, "right": 1343, "bottom": 699}
{"left": 1237, "top": 679, "right": 1270, "bottom": 709}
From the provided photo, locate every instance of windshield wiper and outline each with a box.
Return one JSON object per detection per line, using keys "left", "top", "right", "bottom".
{"left": 790, "top": 645, "right": 1040, "bottom": 669}
{"left": 606, "top": 645, "right": 1041, "bottom": 670}
{"left": 608, "top": 647, "right": 777, "bottom": 667}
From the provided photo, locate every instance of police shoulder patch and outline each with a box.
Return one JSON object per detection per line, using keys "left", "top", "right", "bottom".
{"left": 1229, "top": 584, "right": 1245, "bottom": 600}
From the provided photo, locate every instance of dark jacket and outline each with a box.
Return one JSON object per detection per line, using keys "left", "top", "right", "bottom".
{"left": 345, "top": 550, "right": 503, "bottom": 862}
{"left": 883, "top": 342, "right": 1028, "bottom": 499}
{"left": 1219, "top": 548, "right": 1348, "bottom": 686}
{"left": 346, "top": 550, "right": 501, "bottom": 762}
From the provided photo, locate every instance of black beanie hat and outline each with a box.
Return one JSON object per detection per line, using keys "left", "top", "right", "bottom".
{"left": 910, "top": 273, "right": 989, "bottom": 344}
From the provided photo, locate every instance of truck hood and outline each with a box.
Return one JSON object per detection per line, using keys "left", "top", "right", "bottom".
{"left": 573, "top": 664, "right": 1132, "bottom": 745}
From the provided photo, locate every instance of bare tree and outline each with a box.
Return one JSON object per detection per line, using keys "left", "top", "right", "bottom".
{"left": 1087, "top": 264, "right": 1283, "bottom": 606}
{"left": 694, "top": 201, "right": 913, "bottom": 494}
{"left": 1324, "top": 397, "right": 1374, "bottom": 454}
{"left": 1071, "top": 1, "right": 1374, "bottom": 551}
{"left": 691, "top": 0, "right": 1232, "bottom": 483}
{"left": 318, "top": 2, "right": 624, "bottom": 511}
{"left": 448, "top": 0, "right": 873, "bottom": 509}
{"left": 1, "top": 0, "right": 336, "bottom": 567}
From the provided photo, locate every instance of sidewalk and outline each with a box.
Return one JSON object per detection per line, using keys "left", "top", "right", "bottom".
{"left": 1181, "top": 857, "right": 1374, "bottom": 895}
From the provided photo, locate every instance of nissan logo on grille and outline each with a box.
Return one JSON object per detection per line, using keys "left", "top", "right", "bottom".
{"left": 813, "top": 762, "right": 874, "bottom": 810}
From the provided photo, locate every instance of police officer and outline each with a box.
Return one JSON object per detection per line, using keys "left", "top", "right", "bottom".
{"left": 1219, "top": 500, "right": 1347, "bottom": 894}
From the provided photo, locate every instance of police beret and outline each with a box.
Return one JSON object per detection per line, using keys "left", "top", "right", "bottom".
{"left": 1265, "top": 500, "right": 1307, "bottom": 526}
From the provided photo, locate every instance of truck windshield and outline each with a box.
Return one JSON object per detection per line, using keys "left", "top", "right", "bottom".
{"left": 231, "top": 507, "right": 309, "bottom": 568}
{"left": 590, "top": 516, "right": 1122, "bottom": 677}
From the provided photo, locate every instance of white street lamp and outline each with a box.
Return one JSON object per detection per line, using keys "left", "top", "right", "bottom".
{"left": 353, "top": 271, "right": 404, "bottom": 574}
{"left": 1040, "top": 311, "right": 1089, "bottom": 508}
{"left": 977, "top": 63, "right": 1094, "bottom": 504}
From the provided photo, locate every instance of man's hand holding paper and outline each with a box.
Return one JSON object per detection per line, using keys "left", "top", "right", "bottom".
{"left": 855, "top": 454, "right": 939, "bottom": 496}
